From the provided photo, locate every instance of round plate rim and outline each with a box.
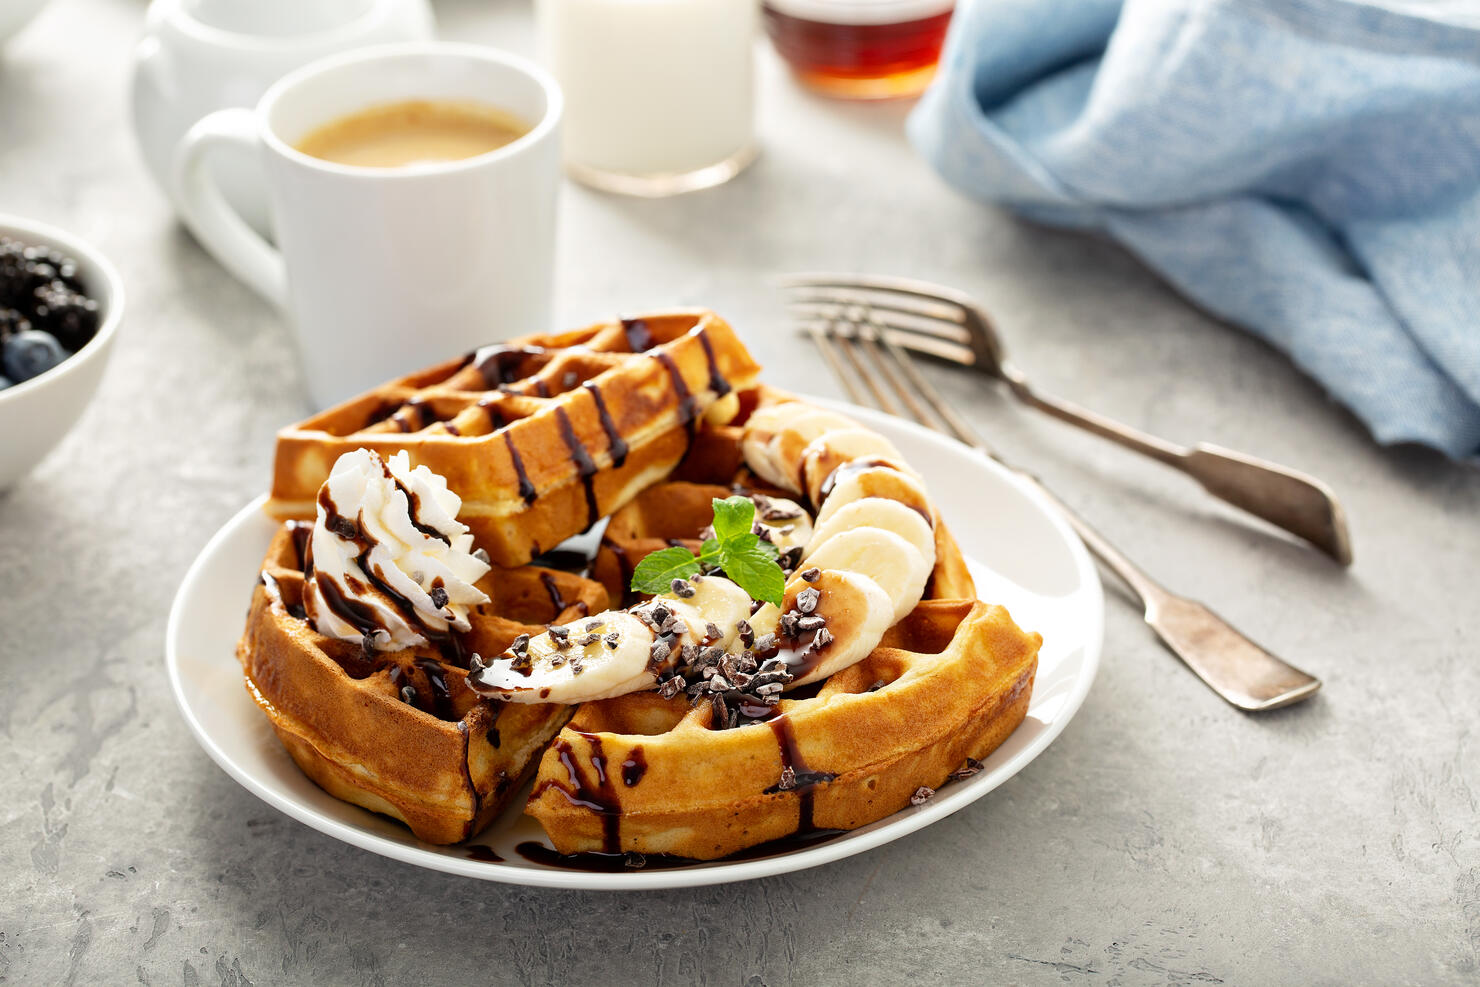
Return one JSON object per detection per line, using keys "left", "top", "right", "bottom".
{"left": 164, "top": 395, "right": 1103, "bottom": 890}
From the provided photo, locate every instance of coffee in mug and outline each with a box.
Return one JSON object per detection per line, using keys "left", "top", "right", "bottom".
{"left": 295, "top": 100, "right": 531, "bottom": 168}
{"left": 170, "top": 43, "right": 562, "bottom": 408}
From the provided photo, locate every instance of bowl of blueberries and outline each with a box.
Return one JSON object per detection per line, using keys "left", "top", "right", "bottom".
{"left": 0, "top": 215, "right": 123, "bottom": 488}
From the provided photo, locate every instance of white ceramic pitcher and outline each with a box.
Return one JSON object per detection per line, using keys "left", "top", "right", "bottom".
{"left": 130, "top": 0, "right": 434, "bottom": 237}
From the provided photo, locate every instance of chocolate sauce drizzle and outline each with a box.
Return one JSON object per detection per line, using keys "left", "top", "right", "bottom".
{"left": 763, "top": 716, "right": 837, "bottom": 832}
{"left": 503, "top": 432, "right": 537, "bottom": 505}
{"left": 540, "top": 570, "right": 589, "bottom": 617}
{"left": 553, "top": 406, "right": 599, "bottom": 525}
{"left": 697, "top": 329, "right": 731, "bottom": 397}
{"left": 311, "top": 569, "right": 382, "bottom": 637}
{"left": 652, "top": 351, "right": 697, "bottom": 442}
{"left": 509, "top": 829, "right": 847, "bottom": 872}
{"left": 620, "top": 317, "right": 655, "bottom": 353}
{"left": 465, "top": 845, "right": 505, "bottom": 862}
{"left": 473, "top": 344, "right": 545, "bottom": 387}
{"left": 287, "top": 520, "right": 313, "bottom": 574}
{"left": 259, "top": 570, "right": 307, "bottom": 621}
{"left": 389, "top": 399, "right": 426, "bottom": 433}
{"left": 533, "top": 733, "right": 622, "bottom": 853}
{"left": 620, "top": 747, "right": 648, "bottom": 787}
{"left": 817, "top": 456, "right": 895, "bottom": 502}
{"left": 386, "top": 473, "right": 450, "bottom": 546}
{"left": 479, "top": 398, "right": 507, "bottom": 431}
{"left": 414, "top": 658, "right": 455, "bottom": 719}
{"left": 817, "top": 457, "right": 933, "bottom": 526}
{"left": 583, "top": 381, "right": 628, "bottom": 468}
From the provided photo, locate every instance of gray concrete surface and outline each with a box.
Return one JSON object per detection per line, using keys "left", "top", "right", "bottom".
{"left": 3, "top": 1, "right": 1478, "bottom": 984}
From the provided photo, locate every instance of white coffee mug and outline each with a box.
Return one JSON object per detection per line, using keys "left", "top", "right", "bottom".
{"left": 131, "top": 0, "right": 436, "bottom": 238}
{"left": 172, "top": 42, "right": 563, "bottom": 407}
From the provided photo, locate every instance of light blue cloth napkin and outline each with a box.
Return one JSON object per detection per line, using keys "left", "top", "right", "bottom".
{"left": 908, "top": 0, "right": 1480, "bottom": 457}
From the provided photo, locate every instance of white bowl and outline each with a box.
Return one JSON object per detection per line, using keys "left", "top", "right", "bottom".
{"left": 0, "top": 215, "right": 124, "bottom": 489}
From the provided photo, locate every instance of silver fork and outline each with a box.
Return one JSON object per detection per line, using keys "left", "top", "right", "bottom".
{"left": 807, "top": 313, "right": 1321, "bottom": 712}
{"left": 786, "top": 273, "right": 1352, "bottom": 566}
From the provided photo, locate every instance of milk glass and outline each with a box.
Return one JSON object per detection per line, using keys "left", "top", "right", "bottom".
{"left": 536, "top": 0, "right": 758, "bottom": 196}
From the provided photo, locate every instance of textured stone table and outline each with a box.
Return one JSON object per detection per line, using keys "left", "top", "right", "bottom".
{"left": 4, "top": 1, "right": 1477, "bottom": 984}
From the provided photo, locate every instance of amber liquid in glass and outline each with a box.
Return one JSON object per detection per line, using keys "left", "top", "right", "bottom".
{"left": 763, "top": 3, "right": 954, "bottom": 100}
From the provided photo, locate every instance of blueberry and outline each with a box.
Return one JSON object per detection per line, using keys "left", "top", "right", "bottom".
{"left": 0, "top": 375, "right": 11, "bottom": 390}
{"left": 2, "top": 329, "right": 67, "bottom": 382}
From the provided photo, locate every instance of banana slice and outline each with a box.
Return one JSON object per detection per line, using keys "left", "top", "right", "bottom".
{"left": 773, "top": 569, "right": 894, "bottom": 688}
{"left": 800, "top": 429, "right": 914, "bottom": 506}
{"left": 767, "top": 410, "right": 861, "bottom": 491}
{"left": 741, "top": 403, "right": 806, "bottom": 492}
{"left": 805, "top": 498, "right": 935, "bottom": 576}
{"left": 798, "top": 526, "right": 930, "bottom": 623}
{"left": 653, "top": 576, "right": 753, "bottom": 652}
{"left": 469, "top": 576, "right": 756, "bottom": 704}
{"left": 702, "top": 391, "right": 741, "bottom": 426}
{"left": 814, "top": 463, "right": 932, "bottom": 531}
{"left": 754, "top": 495, "right": 813, "bottom": 555}
{"left": 471, "top": 611, "right": 656, "bottom": 703}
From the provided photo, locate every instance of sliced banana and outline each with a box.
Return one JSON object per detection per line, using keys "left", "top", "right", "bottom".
{"left": 776, "top": 569, "right": 894, "bottom": 688}
{"left": 805, "top": 498, "right": 935, "bottom": 578}
{"left": 702, "top": 391, "right": 741, "bottom": 426}
{"left": 653, "top": 576, "right": 753, "bottom": 652}
{"left": 814, "top": 463, "right": 932, "bottom": 531}
{"left": 799, "top": 526, "right": 931, "bottom": 623}
{"left": 767, "top": 409, "right": 861, "bottom": 491}
{"left": 469, "top": 576, "right": 755, "bottom": 704}
{"left": 754, "top": 495, "right": 813, "bottom": 555}
{"left": 472, "top": 611, "right": 656, "bottom": 703}
{"left": 741, "top": 403, "right": 806, "bottom": 491}
{"left": 799, "top": 429, "right": 913, "bottom": 506}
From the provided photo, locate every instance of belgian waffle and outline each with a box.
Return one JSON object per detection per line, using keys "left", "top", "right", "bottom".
{"left": 525, "top": 408, "right": 1041, "bottom": 860}
{"left": 265, "top": 310, "right": 763, "bottom": 567}
{"left": 237, "top": 520, "right": 607, "bottom": 844}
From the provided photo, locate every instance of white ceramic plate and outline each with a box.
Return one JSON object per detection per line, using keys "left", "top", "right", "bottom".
{"left": 166, "top": 399, "right": 1103, "bottom": 890}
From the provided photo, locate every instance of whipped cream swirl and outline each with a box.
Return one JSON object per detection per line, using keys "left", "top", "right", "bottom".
{"left": 303, "top": 449, "right": 491, "bottom": 651}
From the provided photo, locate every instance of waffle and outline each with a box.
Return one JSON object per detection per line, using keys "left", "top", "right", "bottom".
{"left": 526, "top": 411, "right": 1041, "bottom": 860}
{"left": 264, "top": 310, "right": 763, "bottom": 568}
{"left": 237, "top": 520, "right": 608, "bottom": 844}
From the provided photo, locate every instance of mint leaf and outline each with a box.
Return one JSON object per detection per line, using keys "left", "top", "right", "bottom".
{"left": 709, "top": 496, "right": 755, "bottom": 543}
{"left": 631, "top": 495, "right": 789, "bottom": 606}
{"left": 718, "top": 546, "right": 786, "bottom": 607}
{"left": 630, "top": 546, "right": 700, "bottom": 594}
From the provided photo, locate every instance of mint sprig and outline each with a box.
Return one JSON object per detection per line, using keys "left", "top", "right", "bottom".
{"left": 629, "top": 496, "right": 787, "bottom": 606}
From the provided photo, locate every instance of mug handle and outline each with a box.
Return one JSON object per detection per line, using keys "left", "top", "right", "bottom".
{"left": 171, "top": 107, "right": 288, "bottom": 308}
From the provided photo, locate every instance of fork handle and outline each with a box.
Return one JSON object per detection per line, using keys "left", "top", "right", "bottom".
{"left": 1020, "top": 472, "right": 1321, "bottom": 711}
{"left": 1004, "top": 375, "right": 1352, "bottom": 565}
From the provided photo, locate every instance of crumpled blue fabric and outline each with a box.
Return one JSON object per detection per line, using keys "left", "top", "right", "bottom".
{"left": 908, "top": 0, "right": 1480, "bottom": 457}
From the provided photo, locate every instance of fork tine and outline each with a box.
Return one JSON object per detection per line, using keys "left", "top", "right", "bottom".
{"left": 791, "top": 317, "right": 978, "bottom": 367}
{"left": 786, "top": 288, "right": 967, "bottom": 332}
{"left": 873, "top": 323, "right": 995, "bottom": 454}
{"left": 781, "top": 272, "right": 982, "bottom": 314}
{"left": 802, "top": 324, "right": 868, "bottom": 407}
{"left": 831, "top": 327, "right": 902, "bottom": 415}
{"left": 788, "top": 298, "right": 971, "bottom": 345}
{"left": 857, "top": 319, "right": 936, "bottom": 428}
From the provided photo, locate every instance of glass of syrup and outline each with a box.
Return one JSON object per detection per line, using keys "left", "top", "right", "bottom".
{"left": 763, "top": 0, "right": 955, "bottom": 100}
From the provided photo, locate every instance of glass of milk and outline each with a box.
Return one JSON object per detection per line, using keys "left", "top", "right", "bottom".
{"left": 536, "top": 0, "right": 759, "bottom": 196}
